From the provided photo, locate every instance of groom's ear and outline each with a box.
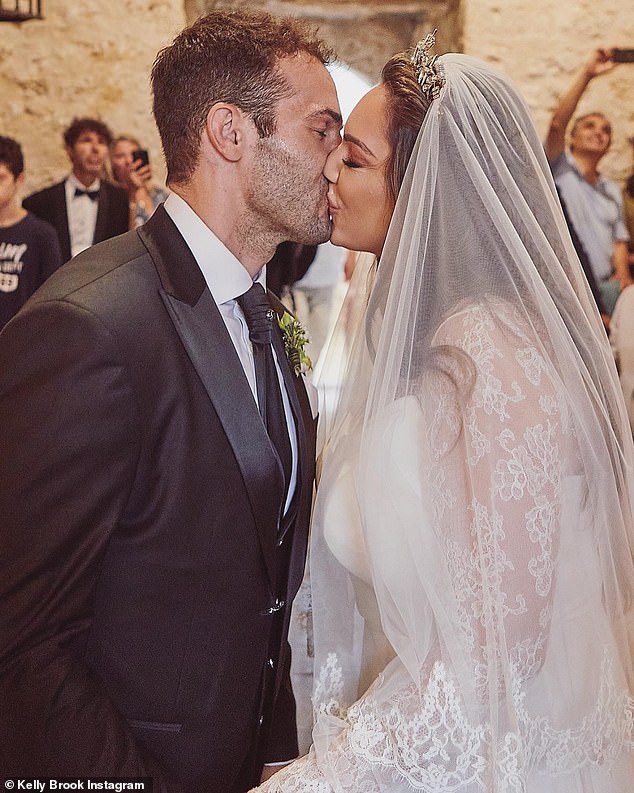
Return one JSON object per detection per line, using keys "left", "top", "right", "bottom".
{"left": 204, "top": 103, "right": 251, "bottom": 163}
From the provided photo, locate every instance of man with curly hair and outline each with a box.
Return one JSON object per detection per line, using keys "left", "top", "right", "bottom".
{"left": 23, "top": 117, "right": 129, "bottom": 261}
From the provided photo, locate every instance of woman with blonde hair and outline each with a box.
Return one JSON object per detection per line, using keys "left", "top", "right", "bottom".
{"left": 109, "top": 134, "right": 167, "bottom": 227}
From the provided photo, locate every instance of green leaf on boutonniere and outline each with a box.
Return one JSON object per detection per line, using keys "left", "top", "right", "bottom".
{"left": 277, "top": 312, "right": 312, "bottom": 376}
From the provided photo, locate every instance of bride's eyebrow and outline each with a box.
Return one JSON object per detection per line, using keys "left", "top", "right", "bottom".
{"left": 344, "top": 133, "right": 375, "bottom": 159}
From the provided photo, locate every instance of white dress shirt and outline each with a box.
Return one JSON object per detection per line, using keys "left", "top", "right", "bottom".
{"left": 163, "top": 192, "right": 298, "bottom": 513}
{"left": 65, "top": 174, "right": 100, "bottom": 258}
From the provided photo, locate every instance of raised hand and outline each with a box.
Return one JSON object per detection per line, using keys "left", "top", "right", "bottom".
{"left": 585, "top": 48, "right": 617, "bottom": 79}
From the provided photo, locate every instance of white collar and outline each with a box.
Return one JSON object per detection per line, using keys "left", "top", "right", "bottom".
{"left": 163, "top": 192, "right": 265, "bottom": 305}
{"left": 67, "top": 173, "right": 101, "bottom": 192}
{"left": 565, "top": 152, "right": 607, "bottom": 189}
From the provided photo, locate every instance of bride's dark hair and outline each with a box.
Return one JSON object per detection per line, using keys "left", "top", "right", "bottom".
{"left": 379, "top": 52, "right": 473, "bottom": 404}
{"left": 381, "top": 52, "right": 433, "bottom": 203}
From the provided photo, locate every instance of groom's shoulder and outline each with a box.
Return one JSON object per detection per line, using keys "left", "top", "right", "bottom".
{"left": 26, "top": 230, "right": 153, "bottom": 323}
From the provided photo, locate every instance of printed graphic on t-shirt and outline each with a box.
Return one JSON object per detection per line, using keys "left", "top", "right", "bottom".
{"left": 0, "top": 213, "right": 63, "bottom": 330}
{"left": 0, "top": 242, "right": 27, "bottom": 293}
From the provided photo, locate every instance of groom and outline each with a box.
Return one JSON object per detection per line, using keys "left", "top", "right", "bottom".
{"left": 0, "top": 11, "right": 341, "bottom": 793}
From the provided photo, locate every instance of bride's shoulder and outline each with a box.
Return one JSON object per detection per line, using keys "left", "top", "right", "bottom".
{"left": 433, "top": 295, "right": 524, "bottom": 347}
{"left": 433, "top": 297, "right": 545, "bottom": 382}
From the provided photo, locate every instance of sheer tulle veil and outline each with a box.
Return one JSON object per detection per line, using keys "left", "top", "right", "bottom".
{"left": 276, "top": 54, "right": 634, "bottom": 792}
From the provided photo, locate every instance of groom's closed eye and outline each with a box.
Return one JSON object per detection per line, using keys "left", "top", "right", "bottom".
{"left": 307, "top": 109, "right": 342, "bottom": 143}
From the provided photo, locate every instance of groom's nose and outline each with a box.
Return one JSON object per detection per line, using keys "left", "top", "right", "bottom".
{"left": 323, "top": 144, "right": 342, "bottom": 183}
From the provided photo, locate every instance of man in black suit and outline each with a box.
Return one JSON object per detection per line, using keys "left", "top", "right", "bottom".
{"left": 23, "top": 117, "right": 129, "bottom": 261}
{"left": 0, "top": 11, "right": 341, "bottom": 792}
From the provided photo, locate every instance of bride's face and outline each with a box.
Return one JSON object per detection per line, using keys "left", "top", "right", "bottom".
{"left": 324, "top": 84, "right": 394, "bottom": 257}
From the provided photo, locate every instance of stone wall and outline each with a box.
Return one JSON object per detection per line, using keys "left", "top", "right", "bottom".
{"left": 2, "top": 0, "right": 633, "bottom": 194}
{"left": 1, "top": 0, "right": 185, "bottom": 195}
{"left": 195, "top": 0, "right": 462, "bottom": 82}
{"left": 464, "top": 0, "right": 634, "bottom": 181}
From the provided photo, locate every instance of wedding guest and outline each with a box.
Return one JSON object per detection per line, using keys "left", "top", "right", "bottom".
{"left": 110, "top": 134, "right": 168, "bottom": 227}
{"left": 0, "top": 135, "right": 62, "bottom": 329}
{"left": 266, "top": 241, "right": 317, "bottom": 301}
{"left": 545, "top": 49, "right": 630, "bottom": 315}
{"left": 610, "top": 284, "right": 634, "bottom": 431}
{"left": 287, "top": 241, "right": 348, "bottom": 364}
{"left": 256, "top": 33, "right": 634, "bottom": 793}
{"left": 23, "top": 117, "right": 129, "bottom": 261}
{"left": 557, "top": 186, "right": 608, "bottom": 325}
{"left": 0, "top": 11, "right": 341, "bottom": 791}
{"left": 623, "top": 134, "right": 634, "bottom": 269}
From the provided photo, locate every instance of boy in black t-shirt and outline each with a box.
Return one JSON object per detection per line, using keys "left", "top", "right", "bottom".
{"left": 0, "top": 136, "right": 62, "bottom": 329}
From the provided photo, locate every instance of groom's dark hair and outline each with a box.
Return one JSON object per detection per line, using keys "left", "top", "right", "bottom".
{"left": 152, "top": 10, "right": 335, "bottom": 184}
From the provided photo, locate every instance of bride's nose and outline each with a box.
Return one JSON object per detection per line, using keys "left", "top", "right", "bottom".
{"left": 324, "top": 144, "right": 342, "bottom": 184}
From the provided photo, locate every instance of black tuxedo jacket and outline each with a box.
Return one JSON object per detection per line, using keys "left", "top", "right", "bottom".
{"left": 0, "top": 207, "right": 317, "bottom": 792}
{"left": 23, "top": 179, "right": 130, "bottom": 261}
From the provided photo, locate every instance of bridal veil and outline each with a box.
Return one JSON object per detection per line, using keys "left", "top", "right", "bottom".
{"left": 266, "top": 54, "right": 634, "bottom": 792}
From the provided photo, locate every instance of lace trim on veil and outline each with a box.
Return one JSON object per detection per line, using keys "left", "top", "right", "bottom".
{"left": 306, "top": 652, "right": 634, "bottom": 792}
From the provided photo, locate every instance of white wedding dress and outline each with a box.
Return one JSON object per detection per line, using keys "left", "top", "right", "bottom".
{"left": 258, "top": 298, "right": 634, "bottom": 793}
{"left": 257, "top": 52, "right": 634, "bottom": 792}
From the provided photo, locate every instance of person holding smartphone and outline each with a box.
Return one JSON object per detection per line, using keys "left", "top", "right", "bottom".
{"left": 110, "top": 134, "right": 168, "bottom": 227}
{"left": 544, "top": 48, "right": 631, "bottom": 316}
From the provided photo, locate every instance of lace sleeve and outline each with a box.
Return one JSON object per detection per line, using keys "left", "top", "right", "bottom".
{"left": 427, "top": 300, "right": 565, "bottom": 690}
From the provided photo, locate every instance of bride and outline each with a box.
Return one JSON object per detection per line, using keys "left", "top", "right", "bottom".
{"left": 258, "top": 34, "right": 634, "bottom": 792}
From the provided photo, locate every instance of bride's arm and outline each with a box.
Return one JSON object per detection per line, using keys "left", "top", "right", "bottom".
{"left": 424, "top": 304, "right": 564, "bottom": 686}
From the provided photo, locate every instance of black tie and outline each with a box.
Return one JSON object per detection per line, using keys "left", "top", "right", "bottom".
{"left": 238, "top": 283, "right": 293, "bottom": 503}
{"left": 74, "top": 188, "right": 99, "bottom": 201}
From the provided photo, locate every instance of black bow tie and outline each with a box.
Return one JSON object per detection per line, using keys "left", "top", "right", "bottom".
{"left": 74, "top": 187, "right": 99, "bottom": 201}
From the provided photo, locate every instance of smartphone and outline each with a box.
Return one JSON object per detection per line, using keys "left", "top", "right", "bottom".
{"left": 132, "top": 149, "right": 150, "bottom": 168}
{"left": 613, "top": 48, "right": 634, "bottom": 63}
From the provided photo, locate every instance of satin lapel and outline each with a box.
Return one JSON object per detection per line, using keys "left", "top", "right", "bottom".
{"left": 268, "top": 295, "right": 315, "bottom": 549}
{"left": 137, "top": 209, "right": 281, "bottom": 587}
{"left": 269, "top": 301, "right": 316, "bottom": 702}
{"left": 93, "top": 183, "right": 110, "bottom": 245}
{"left": 54, "top": 184, "right": 71, "bottom": 262}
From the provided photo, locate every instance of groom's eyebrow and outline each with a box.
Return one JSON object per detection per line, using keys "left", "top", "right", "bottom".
{"left": 344, "top": 133, "right": 375, "bottom": 158}
{"left": 308, "top": 108, "right": 343, "bottom": 127}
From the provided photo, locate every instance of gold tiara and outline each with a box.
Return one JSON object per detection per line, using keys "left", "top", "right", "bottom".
{"left": 410, "top": 29, "right": 445, "bottom": 100}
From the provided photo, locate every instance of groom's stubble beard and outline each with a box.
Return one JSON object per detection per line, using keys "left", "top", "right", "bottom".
{"left": 245, "top": 133, "right": 331, "bottom": 247}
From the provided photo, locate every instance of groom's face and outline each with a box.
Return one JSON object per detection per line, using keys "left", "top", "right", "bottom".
{"left": 245, "top": 54, "right": 342, "bottom": 245}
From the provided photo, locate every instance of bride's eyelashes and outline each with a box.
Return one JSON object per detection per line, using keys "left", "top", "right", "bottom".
{"left": 342, "top": 158, "right": 362, "bottom": 169}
